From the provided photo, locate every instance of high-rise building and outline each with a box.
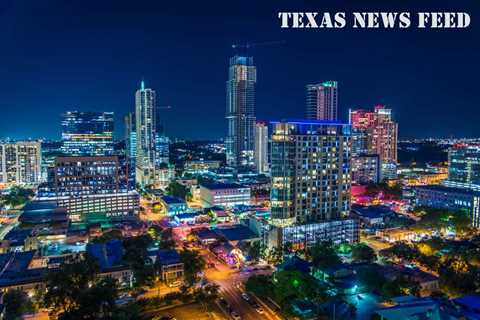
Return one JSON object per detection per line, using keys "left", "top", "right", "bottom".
{"left": 226, "top": 55, "right": 256, "bottom": 168}
{"left": 254, "top": 121, "right": 269, "bottom": 174}
{"left": 270, "top": 120, "right": 352, "bottom": 227}
{"left": 135, "top": 81, "right": 157, "bottom": 186}
{"left": 61, "top": 111, "right": 114, "bottom": 156}
{"left": 350, "top": 105, "right": 398, "bottom": 180}
{"left": 124, "top": 112, "right": 137, "bottom": 160}
{"left": 39, "top": 156, "right": 139, "bottom": 221}
{"left": 0, "top": 141, "right": 42, "bottom": 185}
{"left": 351, "top": 154, "right": 380, "bottom": 184}
{"left": 155, "top": 134, "right": 169, "bottom": 166}
{"left": 306, "top": 81, "right": 338, "bottom": 121}
{"left": 444, "top": 145, "right": 480, "bottom": 191}
{"left": 124, "top": 112, "right": 137, "bottom": 183}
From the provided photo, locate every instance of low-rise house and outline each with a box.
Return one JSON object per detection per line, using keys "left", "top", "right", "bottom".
{"left": 383, "top": 264, "right": 440, "bottom": 296}
{"left": 155, "top": 249, "right": 184, "bottom": 286}
{"left": 160, "top": 196, "right": 187, "bottom": 216}
{"left": 86, "top": 240, "right": 133, "bottom": 287}
{"left": 0, "top": 228, "right": 37, "bottom": 253}
{"left": 351, "top": 204, "right": 394, "bottom": 228}
{"left": 374, "top": 296, "right": 448, "bottom": 320}
{"left": 193, "top": 228, "right": 219, "bottom": 245}
{"left": 376, "top": 228, "right": 416, "bottom": 243}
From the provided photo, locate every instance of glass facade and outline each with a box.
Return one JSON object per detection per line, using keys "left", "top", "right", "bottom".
{"left": 446, "top": 146, "right": 480, "bottom": 190}
{"left": 61, "top": 111, "right": 114, "bottom": 156}
{"left": 226, "top": 55, "right": 256, "bottom": 168}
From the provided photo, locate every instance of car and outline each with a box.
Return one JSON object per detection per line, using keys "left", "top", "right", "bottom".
{"left": 241, "top": 292, "right": 250, "bottom": 301}
{"left": 167, "top": 281, "right": 182, "bottom": 288}
{"left": 255, "top": 306, "right": 264, "bottom": 314}
{"left": 230, "top": 311, "right": 241, "bottom": 320}
{"left": 155, "top": 315, "right": 176, "bottom": 320}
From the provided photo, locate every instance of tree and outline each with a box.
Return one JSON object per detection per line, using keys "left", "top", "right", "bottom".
{"left": 166, "top": 181, "right": 188, "bottom": 200}
{"left": 1, "top": 186, "right": 34, "bottom": 208}
{"left": 273, "top": 270, "right": 326, "bottom": 307}
{"left": 266, "top": 247, "right": 283, "bottom": 265}
{"left": 310, "top": 241, "right": 341, "bottom": 270}
{"left": 92, "top": 229, "right": 123, "bottom": 243}
{"left": 42, "top": 257, "right": 120, "bottom": 320}
{"left": 4, "top": 289, "right": 34, "bottom": 320}
{"left": 352, "top": 243, "right": 377, "bottom": 263}
{"left": 247, "top": 241, "right": 263, "bottom": 262}
{"left": 180, "top": 249, "right": 205, "bottom": 287}
{"left": 246, "top": 275, "right": 274, "bottom": 298}
{"left": 123, "top": 235, "right": 155, "bottom": 288}
{"left": 358, "top": 264, "right": 385, "bottom": 292}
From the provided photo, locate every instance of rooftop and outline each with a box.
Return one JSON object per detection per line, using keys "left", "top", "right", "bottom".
{"left": 86, "top": 240, "right": 124, "bottom": 270}
{"left": 201, "top": 182, "right": 248, "bottom": 190}
{"left": 156, "top": 249, "right": 182, "bottom": 266}
{"left": 415, "top": 184, "right": 480, "bottom": 196}
{"left": 214, "top": 225, "right": 259, "bottom": 242}
{"left": 161, "top": 195, "right": 186, "bottom": 205}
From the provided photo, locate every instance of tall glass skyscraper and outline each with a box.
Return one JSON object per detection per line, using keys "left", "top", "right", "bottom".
{"left": 254, "top": 121, "right": 269, "bottom": 174}
{"left": 444, "top": 145, "right": 480, "bottom": 191}
{"left": 61, "top": 111, "right": 114, "bottom": 156}
{"left": 135, "top": 81, "right": 157, "bottom": 186}
{"left": 226, "top": 55, "right": 256, "bottom": 168}
{"left": 306, "top": 81, "right": 338, "bottom": 121}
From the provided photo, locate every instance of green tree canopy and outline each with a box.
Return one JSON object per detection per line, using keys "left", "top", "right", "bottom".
{"left": 42, "top": 257, "right": 120, "bottom": 320}
{"left": 310, "top": 241, "right": 341, "bottom": 270}
{"left": 166, "top": 181, "right": 188, "bottom": 200}
{"left": 180, "top": 249, "right": 206, "bottom": 287}
{"left": 122, "top": 235, "right": 155, "bottom": 288}
{"left": 4, "top": 289, "right": 35, "bottom": 320}
{"left": 352, "top": 243, "right": 377, "bottom": 263}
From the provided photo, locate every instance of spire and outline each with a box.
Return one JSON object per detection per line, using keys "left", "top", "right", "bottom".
{"left": 140, "top": 79, "right": 145, "bottom": 91}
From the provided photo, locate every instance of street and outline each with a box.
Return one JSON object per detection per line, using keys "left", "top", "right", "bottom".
{"left": 201, "top": 248, "right": 281, "bottom": 320}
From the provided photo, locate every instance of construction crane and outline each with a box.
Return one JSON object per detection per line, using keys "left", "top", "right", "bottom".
{"left": 231, "top": 40, "right": 286, "bottom": 50}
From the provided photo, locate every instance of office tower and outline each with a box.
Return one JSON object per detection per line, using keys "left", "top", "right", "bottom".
{"left": 254, "top": 121, "right": 269, "bottom": 174}
{"left": 270, "top": 120, "right": 352, "bottom": 227}
{"left": 306, "top": 81, "right": 338, "bottom": 121}
{"left": 226, "top": 55, "right": 256, "bottom": 168}
{"left": 444, "top": 145, "right": 480, "bottom": 191}
{"left": 124, "top": 112, "right": 137, "bottom": 184}
{"left": 135, "top": 81, "right": 157, "bottom": 186}
{"left": 124, "top": 112, "right": 137, "bottom": 159}
{"left": 350, "top": 106, "right": 398, "bottom": 180}
{"left": 61, "top": 111, "right": 114, "bottom": 156}
{"left": 40, "top": 156, "right": 139, "bottom": 221}
{"left": 0, "top": 141, "right": 42, "bottom": 185}
{"left": 155, "top": 134, "right": 169, "bottom": 166}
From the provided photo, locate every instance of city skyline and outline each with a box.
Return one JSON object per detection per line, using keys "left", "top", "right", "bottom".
{"left": 1, "top": 0, "right": 479, "bottom": 141}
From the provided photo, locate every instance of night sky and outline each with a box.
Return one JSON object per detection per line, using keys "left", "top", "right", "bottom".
{"left": 1, "top": 0, "right": 478, "bottom": 140}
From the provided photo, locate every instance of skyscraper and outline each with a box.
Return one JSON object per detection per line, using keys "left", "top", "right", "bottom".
{"left": 226, "top": 55, "right": 256, "bottom": 168}
{"left": 61, "top": 111, "right": 114, "bottom": 156}
{"left": 267, "top": 119, "right": 358, "bottom": 250}
{"left": 270, "top": 120, "right": 352, "bottom": 227}
{"left": 254, "top": 121, "right": 269, "bottom": 174}
{"left": 0, "top": 141, "right": 42, "bottom": 185}
{"left": 135, "top": 81, "right": 156, "bottom": 186}
{"left": 306, "top": 81, "right": 338, "bottom": 121}
{"left": 444, "top": 145, "right": 480, "bottom": 191}
{"left": 350, "top": 105, "right": 398, "bottom": 181}
{"left": 124, "top": 112, "right": 137, "bottom": 160}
